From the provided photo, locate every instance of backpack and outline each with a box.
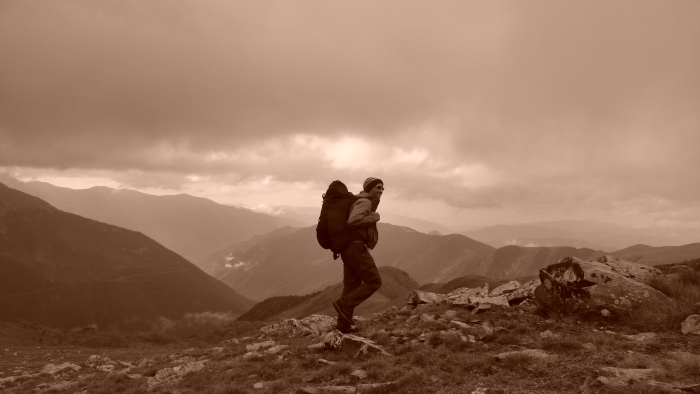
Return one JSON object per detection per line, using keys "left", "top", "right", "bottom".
{"left": 316, "top": 180, "right": 360, "bottom": 259}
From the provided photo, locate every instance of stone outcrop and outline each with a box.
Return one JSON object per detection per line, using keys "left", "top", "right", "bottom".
{"left": 681, "top": 314, "right": 700, "bottom": 335}
{"left": 595, "top": 255, "right": 662, "bottom": 284}
{"left": 260, "top": 315, "right": 337, "bottom": 337}
{"left": 324, "top": 331, "right": 392, "bottom": 358}
{"left": 41, "top": 363, "right": 81, "bottom": 375}
{"left": 533, "top": 256, "right": 670, "bottom": 317}
{"left": 85, "top": 355, "right": 115, "bottom": 368}
{"left": 147, "top": 361, "right": 207, "bottom": 387}
{"left": 406, "top": 290, "right": 441, "bottom": 305}
{"left": 505, "top": 278, "right": 540, "bottom": 303}
{"left": 246, "top": 340, "right": 275, "bottom": 352}
{"left": 489, "top": 281, "right": 521, "bottom": 297}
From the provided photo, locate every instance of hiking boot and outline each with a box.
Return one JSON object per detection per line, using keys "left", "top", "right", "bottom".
{"left": 336, "top": 324, "right": 361, "bottom": 334}
{"left": 332, "top": 299, "right": 354, "bottom": 326}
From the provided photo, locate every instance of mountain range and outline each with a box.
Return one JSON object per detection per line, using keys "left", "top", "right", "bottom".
{"left": 0, "top": 175, "right": 304, "bottom": 265}
{"left": 205, "top": 224, "right": 607, "bottom": 301}
{"left": 250, "top": 205, "right": 456, "bottom": 235}
{"left": 462, "top": 220, "right": 696, "bottom": 251}
{"left": 206, "top": 223, "right": 700, "bottom": 302}
{"left": 0, "top": 181, "right": 254, "bottom": 330}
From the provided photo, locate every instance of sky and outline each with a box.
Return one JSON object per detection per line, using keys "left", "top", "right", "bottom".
{"left": 1, "top": 0, "right": 699, "bottom": 233}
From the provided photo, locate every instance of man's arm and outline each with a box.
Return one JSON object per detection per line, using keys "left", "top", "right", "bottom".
{"left": 347, "top": 198, "right": 380, "bottom": 227}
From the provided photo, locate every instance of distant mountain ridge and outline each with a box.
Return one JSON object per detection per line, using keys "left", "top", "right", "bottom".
{"left": 206, "top": 224, "right": 608, "bottom": 301}
{"left": 0, "top": 181, "right": 254, "bottom": 330}
{"left": 463, "top": 220, "right": 696, "bottom": 251}
{"left": 1, "top": 175, "right": 305, "bottom": 266}
{"left": 252, "top": 205, "right": 456, "bottom": 235}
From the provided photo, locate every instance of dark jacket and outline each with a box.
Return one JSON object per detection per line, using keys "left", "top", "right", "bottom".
{"left": 347, "top": 191, "right": 379, "bottom": 249}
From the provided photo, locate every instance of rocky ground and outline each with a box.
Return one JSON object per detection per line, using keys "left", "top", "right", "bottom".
{"left": 1, "top": 258, "right": 699, "bottom": 394}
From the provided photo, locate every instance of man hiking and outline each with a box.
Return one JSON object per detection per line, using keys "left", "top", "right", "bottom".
{"left": 332, "top": 177, "right": 384, "bottom": 333}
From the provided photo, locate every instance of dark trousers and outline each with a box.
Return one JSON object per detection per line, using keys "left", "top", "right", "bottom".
{"left": 340, "top": 241, "right": 382, "bottom": 310}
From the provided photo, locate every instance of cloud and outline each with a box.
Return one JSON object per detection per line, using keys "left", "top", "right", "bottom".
{"left": 0, "top": 0, "right": 699, "bottom": 229}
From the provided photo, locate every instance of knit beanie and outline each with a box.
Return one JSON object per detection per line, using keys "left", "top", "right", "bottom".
{"left": 363, "top": 177, "right": 384, "bottom": 192}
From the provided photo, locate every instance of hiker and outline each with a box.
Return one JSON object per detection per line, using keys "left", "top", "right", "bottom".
{"left": 332, "top": 177, "right": 384, "bottom": 333}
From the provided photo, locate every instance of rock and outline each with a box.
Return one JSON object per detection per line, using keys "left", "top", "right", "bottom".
{"left": 260, "top": 319, "right": 315, "bottom": 337}
{"left": 172, "top": 356, "right": 196, "bottom": 364}
{"left": 482, "top": 321, "right": 494, "bottom": 335}
{"left": 534, "top": 256, "right": 670, "bottom": 317}
{"left": 318, "top": 359, "right": 337, "bottom": 365}
{"left": 351, "top": 369, "right": 367, "bottom": 379}
{"left": 34, "top": 380, "right": 78, "bottom": 393}
{"left": 308, "top": 342, "right": 325, "bottom": 350}
{"left": 41, "top": 362, "right": 81, "bottom": 375}
{"left": 595, "top": 255, "right": 662, "bottom": 284}
{"left": 494, "top": 349, "right": 555, "bottom": 361}
{"left": 539, "top": 330, "right": 555, "bottom": 339}
{"left": 96, "top": 364, "right": 115, "bottom": 373}
{"left": 450, "top": 320, "right": 469, "bottom": 329}
{"left": 406, "top": 290, "right": 441, "bottom": 305}
{"left": 210, "top": 347, "right": 224, "bottom": 353}
{"left": 85, "top": 355, "right": 114, "bottom": 368}
{"left": 301, "top": 315, "right": 338, "bottom": 336}
{"left": 357, "top": 382, "right": 398, "bottom": 393}
{"left": 254, "top": 382, "right": 264, "bottom": 389}
{"left": 265, "top": 345, "right": 290, "bottom": 354}
{"left": 223, "top": 338, "right": 239, "bottom": 344}
{"left": 490, "top": 281, "right": 521, "bottom": 297}
{"left": 443, "top": 284, "right": 488, "bottom": 306}
{"left": 681, "top": 314, "right": 700, "bottom": 335}
{"left": 324, "top": 331, "right": 392, "bottom": 358}
{"left": 622, "top": 332, "right": 657, "bottom": 341}
{"left": 582, "top": 343, "right": 596, "bottom": 351}
{"left": 419, "top": 314, "right": 435, "bottom": 322}
{"left": 443, "top": 310, "right": 458, "bottom": 318}
{"left": 507, "top": 278, "right": 541, "bottom": 303}
{"left": 147, "top": 361, "right": 206, "bottom": 387}
{"left": 246, "top": 340, "right": 275, "bottom": 352}
{"left": 600, "top": 309, "right": 611, "bottom": 317}
{"left": 243, "top": 351, "right": 263, "bottom": 360}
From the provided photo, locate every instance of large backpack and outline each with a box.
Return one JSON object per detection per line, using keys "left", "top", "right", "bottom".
{"left": 316, "top": 180, "right": 360, "bottom": 259}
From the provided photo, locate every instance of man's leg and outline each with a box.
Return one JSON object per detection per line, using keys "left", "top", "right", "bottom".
{"left": 340, "top": 242, "right": 382, "bottom": 309}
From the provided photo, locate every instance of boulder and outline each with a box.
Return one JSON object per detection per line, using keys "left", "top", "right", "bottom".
{"left": 533, "top": 256, "right": 670, "bottom": 317}
{"left": 406, "top": 290, "right": 441, "bottom": 305}
{"left": 147, "top": 361, "right": 206, "bottom": 387}
{"left": 265, "top": 345, "right": 290, "bottom": 354}
{"left": 443, "top": 284, "right": 488, "bottom": 305}
{"left": 246, "top": 340, "right": 275, "bottom": 352}
{"left": 85, "top": 355, "right": 114, "bottom": 368}
{"left": 41, "top": 363, "right": 81, "bottom": 375}
{"left": 419, "top": 314, "right": 435, "bottom": 322}
{"left": 300, "top": 315, "right": 337, "bottom": 336}
{"left": 622, "top": 332, "right": 657, "bottom": 341}
{"left": 324, "top": 331, "right": 392, "bottom": 358}
{"left": 243, "top": 351, "right": 263, "bottom": 360}
{"left": 506, "top": 278, "right": 541, "bottom": 303}
{"left": 595, "top": 255, "right": 662, "bottom": 285}
{"left": 260, "top": 319, "right": 315, "bottom": 337}
{"left": 681, "top": 314, "right": 700, "bottom": 335}
{"left": 489, "top": 281, "right": 521, "bottom": 297}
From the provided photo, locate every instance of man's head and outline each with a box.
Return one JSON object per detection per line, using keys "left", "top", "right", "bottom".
{"left": 363, "top": 177, "right": 384, "bottom": 200}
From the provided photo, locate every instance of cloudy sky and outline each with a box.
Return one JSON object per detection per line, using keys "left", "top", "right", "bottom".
{"left": 1, "top": 0, "right": 699, "bottom": 232}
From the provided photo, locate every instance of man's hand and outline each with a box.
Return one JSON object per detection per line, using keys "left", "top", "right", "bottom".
{"left": 371, "top": 212, "right": 380, "bottom": 221}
